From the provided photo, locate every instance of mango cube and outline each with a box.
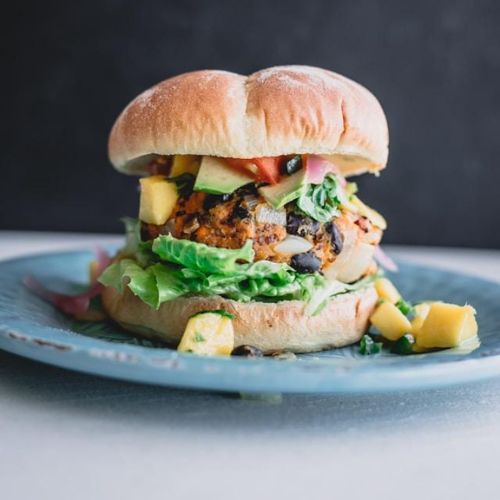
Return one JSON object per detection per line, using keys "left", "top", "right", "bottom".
{"left": 374, "top": 278, "right": 401, "bottom": 304}
{"left": 139, "top": 175, "right": 178, "bottom": 225}
{"left": 170, "top": 155, "right": 201, "bottom": 177}
{"left": 410, "top": 303, "right": 431, "bottom": 332}
{"left": 414, "top": 303, "right": 477, "bottom": 349}
{"left": 462, "top": 308, "right": 479, "bottom": 341}
{"left": 370, "top": 301, "right": 412, "bottom": 341}
{"left": 177, "top": 312, "right": 234, "bottom": 356}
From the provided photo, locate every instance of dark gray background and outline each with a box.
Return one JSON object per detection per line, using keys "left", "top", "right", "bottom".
{"left": 3, "top": 0, "right": 499, "bottom": 247}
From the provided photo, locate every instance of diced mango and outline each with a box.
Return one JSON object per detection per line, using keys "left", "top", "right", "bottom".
{"left": 414, "top": 302, "right": 478, "bottom": 349}
{"left": 370, "top": 301, "right": 412, "bottom": 341}
{"left": 462, "top": 307, "right": 479, "bottom": 341}
{"left": 177, "top": 312, "right": 234, "bottom": 356}
{"left": 139, "top": 175, "right": 178, "bottom": 225}
{"left": 410, "top": 302, "right": 430, "bottom": 332}
{"left": 170, "top": 155, "right": 201, "bottom": 177}
{"left": 351, "top": 196, "right": 387, "bottom": 230}
{"left": 374, "top": 278, "right": 401, "bottom": 304}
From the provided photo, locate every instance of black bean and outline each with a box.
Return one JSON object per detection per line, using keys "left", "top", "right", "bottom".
{"left": 306, "top": 220, "right": 320, "bottom": 237}
{"left": 286, "top": 212, "right": 301, "bottom": 235}
{"left": 231, "top": 345, "right": 264, "bottom": 358}
{"left": 140, "top": 223, "right": 151, "bottom": 241}
{"left": 286, "top": 212, "right": 320, "bottom": 237}
{"left": 232, "top": 204, "right": 250, "bottom": 220}
{"left": 237, "top": 184, "right": 259, "bottom": 195}
{"left": 325, "top": 222, "right": 344, "bottom": 255}
{"left": 203, "top": 193, "right": 231, "bottom": 210}
{"left": 170, "top": 173, "right": 195, "bottom": 198}
{"left": 281, "top": 155, "right": 302, "bottom": 175}
{"left": 290, "top": 251, "right": 321, "bottom": 273}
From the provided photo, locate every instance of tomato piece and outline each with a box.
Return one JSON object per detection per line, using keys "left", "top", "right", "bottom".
{"left": 253, "top": 157, "right": 282, "bottom": 184}
{"left": 224, "top": 157, "right": 282, "bottom": 184}
{"left": 224, "top": 158, "right": 256, "bottom": 178}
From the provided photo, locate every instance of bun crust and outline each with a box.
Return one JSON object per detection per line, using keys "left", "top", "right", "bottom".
{"left": 109, "top": 66, "right": 388, "bottom": 177}
{"left": 101, "top": 284, "right": 378, "bottom": 353}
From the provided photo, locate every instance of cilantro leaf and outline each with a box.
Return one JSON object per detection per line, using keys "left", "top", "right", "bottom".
{"left": 359, "top": 334, "right": 383, "bottom": 355}
{"left": 396, "top": 299, "right": 414, "bottom": 316}
{"left": 296, "top": 174, "right": 342, "bottom": 223}
{"left": 391, "top": 334, "right": 415, "bottom": 355}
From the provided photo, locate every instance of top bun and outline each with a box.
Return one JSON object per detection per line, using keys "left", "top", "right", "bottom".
{"left": 108, "top": 65, "right": 389, "bottom": 177}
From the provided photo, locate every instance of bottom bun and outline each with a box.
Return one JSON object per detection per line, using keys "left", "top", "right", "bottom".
{"left": 102, "top": 284, "right": 377, "bottom": 354}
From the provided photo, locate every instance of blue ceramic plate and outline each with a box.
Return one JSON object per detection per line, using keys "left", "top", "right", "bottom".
{"left": 0, "top": 249, "right": 499, "bottom": 394}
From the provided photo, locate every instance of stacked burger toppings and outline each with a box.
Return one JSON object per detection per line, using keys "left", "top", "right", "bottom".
{"left": 24, "top": 65, "right": 480, "bottom": 356}
{"left": 100, "top": 153, "right": 385, "bottom": 314}
{"left": 98, "top": 65, "right": 392, "bottom": 352}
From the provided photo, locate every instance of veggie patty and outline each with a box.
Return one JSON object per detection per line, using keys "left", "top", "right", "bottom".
{"left": 141, "top": 185, "right": 382, "bottom": 273}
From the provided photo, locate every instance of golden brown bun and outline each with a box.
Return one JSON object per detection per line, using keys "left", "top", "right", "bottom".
{"left": 108, "top": 66, "right": 388, "bottom": 177}
{"left": 101, "top": 284, "right": 377, "bottom": 354}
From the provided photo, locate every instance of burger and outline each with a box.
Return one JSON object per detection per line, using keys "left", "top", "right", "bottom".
{"left": 99, "top": 65, "right": 389, "bottom": 354}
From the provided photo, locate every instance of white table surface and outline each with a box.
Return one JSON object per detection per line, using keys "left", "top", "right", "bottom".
{"left": 1, "top": 231, "right": 500, "bottom": 500}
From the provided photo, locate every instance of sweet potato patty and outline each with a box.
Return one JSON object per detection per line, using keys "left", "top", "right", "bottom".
{"left": 141, "top": 185, "right": 382, "bottom": 273}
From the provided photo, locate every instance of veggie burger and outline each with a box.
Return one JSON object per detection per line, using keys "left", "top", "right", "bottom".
{"left": 99, "top": 65, "right": 390, "bottom": 353}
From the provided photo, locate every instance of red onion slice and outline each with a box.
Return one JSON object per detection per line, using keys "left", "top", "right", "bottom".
{"left": 374, "top": 246, "right": 398, "bottom": 272}
{"left": 305, "top": 155, "right": 340, "bottom": 184}
{"left": 23, "top": 276, "right": 102, "bottom": 316}
{"left": 23, "top": 247, "right": 112, "bottom": 316}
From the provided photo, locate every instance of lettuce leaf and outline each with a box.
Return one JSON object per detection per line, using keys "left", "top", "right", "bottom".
{"left": 99, "top": 253, "right": 325, "bottom": 310}
{"left": 99, "top": 258, "right": 161, "bottom": 308}
{"left": 305, "top": 273, "right": 377, "bottom": 315}
{"left": 152, "top": 234, "right": 254, "bottom": 274}
{"left": 99, "top": 256, "right": 375, "bottom": 315}
{"left": 99, "top": 258, "right": 194, "bottom": 308}
{"left": 100, "top": 229, "right": 376, "bottom": 315}
{"left": 297, "top": 174, "right": 341, "bottom": 223}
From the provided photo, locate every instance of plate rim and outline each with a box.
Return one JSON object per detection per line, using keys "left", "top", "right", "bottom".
{"left": 1, "top": 248, "right": 500, "bottom": 394}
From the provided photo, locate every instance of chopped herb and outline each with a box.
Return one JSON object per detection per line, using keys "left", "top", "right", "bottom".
{"left": 193, "top": 332, "right": 205, "bottom": 343}
{"left": 391, "top": 334, "right": 415, "bottom": 355}
{"left": 359, "top": 334, "right": 383, "bottom": 355}
{"left": 297, "top": 174, "right": 342, "bottom": 223}
{"left": 190, "top": 309, "right": 236, "bottom": 320}
{"left": 396, "top": 299, "right": 414, "bottom": 316}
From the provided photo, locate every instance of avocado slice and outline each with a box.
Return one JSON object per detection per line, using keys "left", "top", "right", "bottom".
{"left": 258, "top": 169, "right": 308, "bottom": 208}
{"left": 194, "top": 156, "right": 254, "bottom": 194}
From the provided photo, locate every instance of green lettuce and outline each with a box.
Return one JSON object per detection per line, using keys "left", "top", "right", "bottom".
{"left": 99, "top": 230, "right": 376, "bottom": 315}
{"left": 152, "top": 234, "right": 254, "bottom": 274}
{"left": 305, "top": 273, "right": 377, "bottom": 315}
{"left": 99, "top": 256, "right": 323, "bottom": 310}
{"left": 297, "top": 174, "right": 342, "bottom": 223}
{"left": 99, "top": 258, "right": 160, "bottom": 307}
